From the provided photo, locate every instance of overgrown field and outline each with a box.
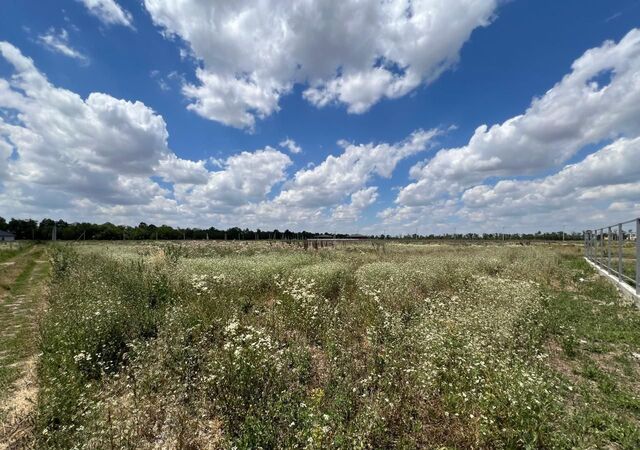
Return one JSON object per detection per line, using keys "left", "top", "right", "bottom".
{"left": 0, "top": 241, "right": 32, "bottom": 264}
{"left": 34, "top": 242, "right": 640, "bottom": 448}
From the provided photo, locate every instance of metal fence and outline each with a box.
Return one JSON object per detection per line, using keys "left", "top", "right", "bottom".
{"left": 584, "top": 217, "right": 640, "bottom": 295}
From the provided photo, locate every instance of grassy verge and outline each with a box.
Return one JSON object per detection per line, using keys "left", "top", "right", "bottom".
{"left": 543, "top": 252, "right": 640, "bottom": 448}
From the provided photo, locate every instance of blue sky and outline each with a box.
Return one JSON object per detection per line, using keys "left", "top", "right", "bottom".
{"left": 1, "top": 0, "right": 640, "bottom": 234}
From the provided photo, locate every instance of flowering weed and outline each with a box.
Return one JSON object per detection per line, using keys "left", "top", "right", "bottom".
{"left": 34, "top": 242, "right": 640, "bottom": 448}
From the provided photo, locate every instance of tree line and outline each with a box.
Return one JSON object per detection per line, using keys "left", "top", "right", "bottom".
{"left": 0, "top": 216, "right": 583, "bottom": 241}
{"left": 0, "top": 217, "right": 328, "bottom": 241}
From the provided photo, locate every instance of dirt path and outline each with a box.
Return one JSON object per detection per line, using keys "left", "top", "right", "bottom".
{"left": 0, "top": 245, "right": 50, "bottom": 449}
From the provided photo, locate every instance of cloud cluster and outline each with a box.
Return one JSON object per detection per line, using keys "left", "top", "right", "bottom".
{"left": 143, "top": 0, "right": 498, "bottom": 129}
{"left": 0, "top": 42, "right": 164, "bottom": 204}
{"left": 276, "top": 130, "right": 437, "bottom": 209}
{"left": 180, "top": 148, "right": 292, "bottom": 214}
{"left": 205, "top": 130, "right": 438, "bottom": 229}
{"left": 4, "top": 21, "right": 640, "bottom": 234}
{"left": 0, "top": 41, "right": 204, "bottom": 222}
{"left": 0, "top": 41, "right": 433, "bottom": 230}
{"left": 375, "top": 28, "right": 640, "bottom": 232}
{"left": 77, "top": 0, "right": 133, "bottom": 28}
{"left": 460, "top": 136, "right": 640, "bottom": 218}
{"left": 396, "top": 28, "right": 640, "bottom": 207}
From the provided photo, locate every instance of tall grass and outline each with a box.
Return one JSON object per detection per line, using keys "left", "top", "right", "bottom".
{"left": 38, "top": 243, "right": 564, "bottom": 448}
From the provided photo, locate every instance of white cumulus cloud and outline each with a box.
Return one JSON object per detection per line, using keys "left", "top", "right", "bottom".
{"left": 143, "top": 0, "right": 498, "bottom": 129}
{"left": 180, "top": 148, "right": 292, "bottom": 213}
{"left": 0, "top": 41, "right": 189, "bottom": 214}
{"left": 279, "top": 138, "right": 302, "bottom": 154}
{"left": 1, "top": 41, "right": 448, "bottom": 232}
{"left": 460, "top": 137, "right": 640, "bottom": 217}
{"left": 332, "top": 187, "right": 379, "bottom": 221}
{"left": 397, "top": 28, "right": 640, "bottom": 207}
{"left": 276, "top": 129, "right": 439, "bottom": 208}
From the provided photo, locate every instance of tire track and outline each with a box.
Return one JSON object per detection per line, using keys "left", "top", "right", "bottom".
{"left": 0, "top": 245, "right": 49, "bottom": 449}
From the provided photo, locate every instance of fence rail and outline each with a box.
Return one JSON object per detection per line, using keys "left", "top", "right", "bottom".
{"left": 584, "top": 217, "right": 639, "bottom": 296}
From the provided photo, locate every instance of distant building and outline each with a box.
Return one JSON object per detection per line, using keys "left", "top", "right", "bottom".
{"left": 0, "top": 230, "right": 15, "bottom": 242}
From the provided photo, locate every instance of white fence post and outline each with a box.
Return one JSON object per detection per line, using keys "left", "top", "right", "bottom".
{"left": 608, "top": 226, "right": 612, "bottom": 273}
{"left": 599, "top": 229, "right": 603, "bottom": 265}
{"left": 636, "top": 217, "right": 640, "bottom": 295}
{"left": 593, "top": 230, "right": 598, "bottom": 264}
{"left": 618, "top": 223, "right": 623, "bottom": 282}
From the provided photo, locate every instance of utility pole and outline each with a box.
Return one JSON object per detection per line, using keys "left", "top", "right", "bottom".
{"left": 52, "top": 223, "right": 57, "bottom": 241}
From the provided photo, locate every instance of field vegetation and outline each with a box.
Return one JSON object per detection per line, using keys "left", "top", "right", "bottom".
{"left": 3, "top": 241, "right": 639, "bottom": 448}
{"left": 0, "top": 242, "right": 33, "bottom": 264}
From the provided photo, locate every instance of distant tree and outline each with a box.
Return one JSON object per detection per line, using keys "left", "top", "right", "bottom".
{"left": 7, "top": 218, "right": 37, "bottom": 240}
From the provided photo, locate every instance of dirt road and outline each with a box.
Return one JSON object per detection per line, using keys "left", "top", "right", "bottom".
{"left": 0, "top": 245, "right": 49, "bottom": 449}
